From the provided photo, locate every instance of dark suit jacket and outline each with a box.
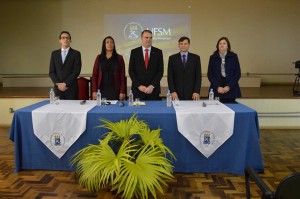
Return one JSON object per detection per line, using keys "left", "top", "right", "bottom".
{"left": 129, "top": 46, "right": 164, "bottom": 100}
{"left": 167, "top": 52, "right": 202, "bottom": 100}
{"left": 49, "top": 48, "right": 82, "bottom": 100}
{"left": 91, "top": 54, "right": 126, "bottom": 94}
{"left": 207, "top": 51, "right": 241, "bottom": 99}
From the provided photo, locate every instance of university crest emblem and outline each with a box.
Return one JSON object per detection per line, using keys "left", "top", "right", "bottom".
{"left": 200, "top": 131, "right": 215, "bottom": 146}
{"left": 123, "top": 22, "right": 143, "bottom": 41}
{"left": 51, "top": 133, "right": 65, "bottom": 147}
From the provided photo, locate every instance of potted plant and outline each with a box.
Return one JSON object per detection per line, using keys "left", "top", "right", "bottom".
{"left": 70, "top": 114, "right": 176, "bottom": 199}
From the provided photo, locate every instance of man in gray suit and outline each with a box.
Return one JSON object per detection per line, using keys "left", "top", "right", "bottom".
{"left": 167, "top": 36, "right": 202, "bottom": 100}
{"left": 129, "top": 30, "right": 164, "bottom": 100}
{"left": 49, "top": 31, "right": 82, "bottom": 100}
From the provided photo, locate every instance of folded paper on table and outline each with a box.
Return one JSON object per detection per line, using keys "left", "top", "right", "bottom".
{"left": 107, "top": 100, "right": 118, "bottom": 105}
{"left": 133, "top": 102, "right": 146, "bottom": 106}
{"left": 173, "top": 100, "right": 235, "bottom": 158}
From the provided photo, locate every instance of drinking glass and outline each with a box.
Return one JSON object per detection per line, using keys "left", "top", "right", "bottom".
{"left": 55, "top": 96, "right": 60, "bottom": 105}
{"left": 215, "top": 97, "right": 220, "bottom": 105}
{"left": 175, "top": 98, "right": 180, "bottom": 106}
{"left": 102, "top": 98, "right": 107, "bottom": 106}
{"left": 134, "top": 98, "right": 140, "bottom": 106}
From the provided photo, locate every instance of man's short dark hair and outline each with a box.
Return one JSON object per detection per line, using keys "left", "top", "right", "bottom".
{"left": 59, "top": 31, "right": 71, "bottom": 40}
{"left": 178, "top": 36, "right": 190, "bottom": 44}
{"left": 141, "top": 29, "right": 152, "bottom": 37}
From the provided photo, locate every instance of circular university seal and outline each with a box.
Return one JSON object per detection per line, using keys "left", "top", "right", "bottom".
{"left": 123, "top": 22, "right": 143, "bottom": 41}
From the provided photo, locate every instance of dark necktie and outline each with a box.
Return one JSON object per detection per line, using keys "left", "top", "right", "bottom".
{"left": 182, "top": 54, "right": 186, "bottom": 65}
{"left": 145, "top": 49, "right": 149, "bottom": 69}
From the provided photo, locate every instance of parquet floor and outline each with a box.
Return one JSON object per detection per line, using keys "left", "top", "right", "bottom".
{"left": 1, "top": 127, "right": 300, "bottom": 199}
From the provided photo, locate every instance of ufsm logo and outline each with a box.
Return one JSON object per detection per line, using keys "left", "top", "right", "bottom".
{"left": 148, "top": 28, "right": 171, "bottom": 36}
{"left": 123, "top": 22, "right": 143, "bottom": 41}
{"left": 147, "top": 27, "right": 172, "bottom": 41}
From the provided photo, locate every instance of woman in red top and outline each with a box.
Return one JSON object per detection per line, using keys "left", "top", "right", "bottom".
{"left": 92, "top": 36, "right": 126, "bottom": 100}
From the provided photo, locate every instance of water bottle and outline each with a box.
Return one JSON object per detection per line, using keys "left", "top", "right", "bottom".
{"left": 209, "top": 88, "right": 214, "bottom": 101}
{"left": 128, "top": 89, "right": 133, "bottom": 106}
{"left": 166, "top": 89, "right": 172, "bottom": 107}
{"left": 96, "top": 89, "right": 101, "bottom": 106}
{"left": 49, "top": 88, "right": 55, "bottom": 104}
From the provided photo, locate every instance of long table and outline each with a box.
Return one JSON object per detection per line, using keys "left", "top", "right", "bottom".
{"left": 9, "top": 100, "right": 264, "bottom": 174}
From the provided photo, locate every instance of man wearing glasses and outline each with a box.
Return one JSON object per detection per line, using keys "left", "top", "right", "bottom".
{"left": 49, "top": 31, "right": 82, "bottom": 99}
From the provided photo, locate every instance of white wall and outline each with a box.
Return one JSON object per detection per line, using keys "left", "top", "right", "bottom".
{"left": 237, "top": 99, "right": 300, "bottom": 129}
{"left": 0, "top": 98, "right": 45, "bottom": 125}
{"left": 2, "top": 98, "right": 299, "bottom": 129}
{"left": 1, "top": 0, "right": 299, "bottom": 83}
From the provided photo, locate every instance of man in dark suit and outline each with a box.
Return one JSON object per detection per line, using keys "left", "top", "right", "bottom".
{"left": 168, "top": 36, "right": 202, "bottom": 100}
{"left": 129, "top": 30, "right": 164, "bottom": 100}
{"left": 49, "top": 31, "right": 82, "bottom": 100}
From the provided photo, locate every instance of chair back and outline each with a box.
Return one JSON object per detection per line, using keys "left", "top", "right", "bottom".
{"left": 295, "top": 60, "right": 300, "bottom": 69}
{"left": 77, "top": 77, "right": 90, "bottom": 100}
{"left": 274, "top": 172, "right": 300, "bottom": 199}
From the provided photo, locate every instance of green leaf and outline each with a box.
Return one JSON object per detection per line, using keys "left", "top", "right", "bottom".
{"left": 71, "top": 114, "right": 176, "bottom": 198}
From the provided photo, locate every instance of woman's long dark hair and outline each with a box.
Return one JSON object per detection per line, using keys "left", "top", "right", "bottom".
{"left": 214, "top": 37, "right": 232, "bottom": 54}
{"left": 99, "top": 36, "right": 118, "bottom": 62}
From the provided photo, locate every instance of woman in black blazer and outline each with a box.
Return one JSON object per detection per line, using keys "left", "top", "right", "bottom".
{"left": 207, "top": 37, "right": 241, "bottom": 103}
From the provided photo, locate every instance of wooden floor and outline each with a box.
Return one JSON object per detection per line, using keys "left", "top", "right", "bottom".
{"left": 0, "top": 85, "right": 299, "bottom": 99}
{"left": 1, "top": 127, "right": 300, "bottom": 199}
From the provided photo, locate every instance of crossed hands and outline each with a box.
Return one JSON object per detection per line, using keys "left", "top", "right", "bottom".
{"left": 138, "top": 85, "right": 154, "bottom": 94}
{"left": 56, "top": 82, "right": 68, "bottom": 91}
{"left": 217, "top": 86, "right": 230, "bottom": 94}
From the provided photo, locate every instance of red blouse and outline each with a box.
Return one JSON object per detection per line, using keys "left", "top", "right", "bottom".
{"left": 92, "top": 54, "right": 126, "bottom": 94}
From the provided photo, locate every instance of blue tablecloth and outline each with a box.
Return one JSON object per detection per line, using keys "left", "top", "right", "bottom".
{"left": 9, "top": 100, "right": 264, "bottom": 174}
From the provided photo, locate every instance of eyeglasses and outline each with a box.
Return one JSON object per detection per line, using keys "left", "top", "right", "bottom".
{"left": 60, "top": 37, "right": 70, "bottom": 40}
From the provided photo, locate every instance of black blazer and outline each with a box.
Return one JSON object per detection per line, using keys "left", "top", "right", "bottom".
{"left": 167, "top": 52, "right": 202, "bottom": 100}
{"left": 49, "top": 48, "right": 82, "bottom": 99}
{"left": 207, "top": 51, "right": 241, "bottom": 99}
{"left": 128, "top": 46, "right": 164, "bottom": 100}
